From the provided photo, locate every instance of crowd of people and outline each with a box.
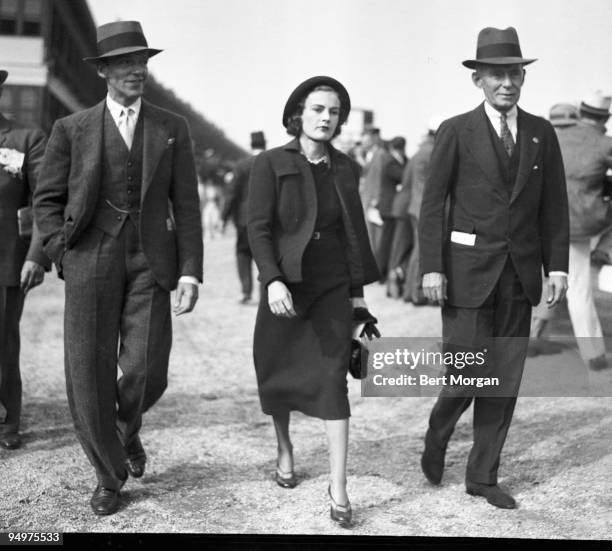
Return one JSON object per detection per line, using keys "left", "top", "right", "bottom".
{"left": 0, "top": 18, "right": 610, "bottom": 531}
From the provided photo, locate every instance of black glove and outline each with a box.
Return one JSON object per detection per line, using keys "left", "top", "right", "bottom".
{"left": 352, "top": 307, "right": 381, "bottom": 340}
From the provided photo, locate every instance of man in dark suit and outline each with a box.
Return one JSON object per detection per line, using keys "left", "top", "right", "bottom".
{"left": 0, "top": 70, "right": 50, "bottom": 450}
{"left": 34, "top": 21, "right": 203, "bottom": 516}
{"left": 377, "top": 136, "right": 407, "bottom": 286}
{"left": 222, "top": 131, "right": 266, "bottom": 304}
{"left": 419, "top": 27, "right": 569, "bottom": 509}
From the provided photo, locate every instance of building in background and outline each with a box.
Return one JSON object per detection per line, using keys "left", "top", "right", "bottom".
{"left": 0, "top": 0, "right": 244, "bottom": 165}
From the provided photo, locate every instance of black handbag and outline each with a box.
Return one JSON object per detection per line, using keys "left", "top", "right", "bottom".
{"left": 17, "top": 205, "right": 33, "bottom": 239}
{"left": 349, "top": 308, "right": 380, "bottom": 379}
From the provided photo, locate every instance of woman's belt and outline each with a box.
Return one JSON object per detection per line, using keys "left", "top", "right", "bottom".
{"left": 311, "top": 228, "right": 339, "bottom": 240}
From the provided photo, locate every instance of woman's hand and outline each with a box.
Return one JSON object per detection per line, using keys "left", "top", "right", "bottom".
{"left": 268, "top": 281, "right": 297, "bottom": 317}
{"left": 351, "top": 300, "right": 381, "bottom": 339}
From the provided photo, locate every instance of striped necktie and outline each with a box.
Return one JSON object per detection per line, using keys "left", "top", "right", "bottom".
{"left": 500, "top": 113, "right": 515, "bottom": 157}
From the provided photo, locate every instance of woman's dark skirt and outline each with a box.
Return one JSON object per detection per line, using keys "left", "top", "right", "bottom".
{"left": 253, "top": 235, "right": 352, "bottom": 420}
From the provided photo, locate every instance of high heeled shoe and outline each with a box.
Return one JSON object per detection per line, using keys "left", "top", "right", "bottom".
{"left": 275, "top": 446, "right": 296, "bottom": 488}
{"left": 275, "top": 466, "right": 297, "bottom": 489}
{"left": 328, "top": 485, "right": 352, "bottom": 528}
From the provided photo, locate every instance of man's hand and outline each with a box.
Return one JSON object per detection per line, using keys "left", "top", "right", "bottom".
{"left": 422, "top": 272, "right": 448, "bottom": 306}
{"left": 20, "top": 260, "right": 45, "bottom": 294}
{"left": 173, "top": 282, "right": 198, "bottom": 315}
{"left": 546, "top": 274, "right": 568, "bottom": 307}
{"left": 268, "top": 280, "right": 297, "bottom": 317}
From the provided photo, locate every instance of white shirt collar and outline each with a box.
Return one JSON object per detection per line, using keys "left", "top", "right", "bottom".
{"left": 390, "top": 150, "right": 405, "bottom": 165}
{"left": 483, "top": 101, "right": 518, "bottom": 141}
{"left": 105, "top": 95, "right": 142, "bottom": 125}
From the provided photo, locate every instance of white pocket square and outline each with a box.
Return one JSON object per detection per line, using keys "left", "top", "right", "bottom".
{"left": 450, "top": 230, "right": 476, "bottom": 246}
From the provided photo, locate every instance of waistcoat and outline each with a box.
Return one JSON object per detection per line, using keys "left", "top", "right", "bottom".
{"left": 91, "top": 107, "right": 144, "bottom": 237}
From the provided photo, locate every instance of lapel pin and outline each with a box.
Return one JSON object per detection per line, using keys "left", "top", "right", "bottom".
{"left": 167, "top": 138, "right": 175, "bottom": 145}
{"left": 532, "top": 137, "right": 539, "bottom": 144}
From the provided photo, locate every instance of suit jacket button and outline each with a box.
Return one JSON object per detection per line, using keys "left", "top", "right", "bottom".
{"left": 533, "top": 165, "right": 539, "bottom": 170}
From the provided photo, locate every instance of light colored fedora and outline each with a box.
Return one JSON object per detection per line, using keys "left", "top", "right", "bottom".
{"left": 83, "top": 21, "right": 162, "bottom": 63}
{"left": 549, "top": 103, "right": 579, "bottom": 127}
{"left": 580, "top": 90, "right": 612, "bottom": 117}
{"left": 463, "top": 27, "right": 536, "bottom": 69}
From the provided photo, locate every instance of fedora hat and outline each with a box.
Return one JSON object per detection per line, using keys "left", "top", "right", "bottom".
{"left": 282, "top": 76, "right": 351, "bottom": 128}
{"left": 250, "top": 131, "right": 266, "bottom": 149}
{"left": 83, "top": 21, "right": 162, "bottom": 63}
{"left": 463, "top": 27, "right": 536, "bottom": 69}
{"left": 0, "top": 70, "right": 7, "bottom": 86}
{"left": 549, "top": 103, "right": 579, "bottom": 127}
{"left": 580, "top": 90, "right": 612, "bottom": 117}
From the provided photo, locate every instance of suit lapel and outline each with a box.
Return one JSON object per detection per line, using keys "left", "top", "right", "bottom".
{"left": 465, "top": 104, "right": 506, "bottom": 193}
{"left": 75, "top": 100, "right": 105, "bottom": 194}
{"left": 511, "top": 108, "right": 540, "bottom": 203}
{"left": 141, "top": 100, "right": 169, "bottom": 200}
{"left": 280, "top": 138, "right": 317, "bottom": 223}
{"left": 0, "top": 115, "right": 11, "bottom": 147}
{"left": 330, "top": 149, "right": 355, "bottom": 214}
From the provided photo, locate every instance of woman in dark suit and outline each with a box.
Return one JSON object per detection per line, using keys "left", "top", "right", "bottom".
{"left": 248, "top": 76, "right": 379, "bottom": 527}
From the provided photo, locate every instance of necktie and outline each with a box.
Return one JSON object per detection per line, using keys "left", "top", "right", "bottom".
{"left": 500, "top": 113, "right": 515, "bottom": 157}
{"left": 119, "top": 107, "right": 136, "bottom": 150}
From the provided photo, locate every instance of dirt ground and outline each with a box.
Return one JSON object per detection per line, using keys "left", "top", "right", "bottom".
{"left": 0, "top": 229, "right": 610, "bottom": 541}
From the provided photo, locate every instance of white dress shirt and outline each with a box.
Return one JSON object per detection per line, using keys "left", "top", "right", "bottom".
{"left": 483, "top": 101, "right": 517, "bottom": 142}
{"left": 106, "top": 95, "right": 142, "bottom": 149}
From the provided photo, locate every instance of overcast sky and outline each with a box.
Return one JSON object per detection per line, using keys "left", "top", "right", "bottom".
{"left": 88, "top": 0, "right": 612, "bottom": 154}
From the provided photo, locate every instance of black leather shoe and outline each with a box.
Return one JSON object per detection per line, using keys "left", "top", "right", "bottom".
{"left": 421, "top": 434, "right": 445, "bottom": 485}
{"left": 126, "top": 455, "right": 146, "bottom": 478}
{"left": 90, "top": 486, "right": 121, "bottom": 515}
{"left": 125, "top": 436, "right": 146, "bottom": 478}
{"left": 466, "top": 482, "right": 517, "bottom": 509}
{"left": 0, "top": 432, "right": 21, "bottom": 450}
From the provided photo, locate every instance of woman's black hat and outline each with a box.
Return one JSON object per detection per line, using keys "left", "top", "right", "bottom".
{"left": 282, "top": 76, "right": 351, "bottom": 128}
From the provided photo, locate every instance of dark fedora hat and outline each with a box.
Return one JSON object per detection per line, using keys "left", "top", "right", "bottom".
{"left": 0, "top": 70, "right": 7, "bottom": 86}
{"left": 83, "top": 21, "right": 162, "bottom": 63}
{"left": 282, "top": 76, "right": 351, "bottom": 128}
{"left": 463, "top": 27, "right": 536, "bottom": 69}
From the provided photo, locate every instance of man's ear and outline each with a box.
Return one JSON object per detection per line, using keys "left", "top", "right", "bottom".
{"left": 96, "top": 62, "right": 107, "bottom": 79}
{"left": 471, "top": 71, "right": 482, "bottom": 89}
